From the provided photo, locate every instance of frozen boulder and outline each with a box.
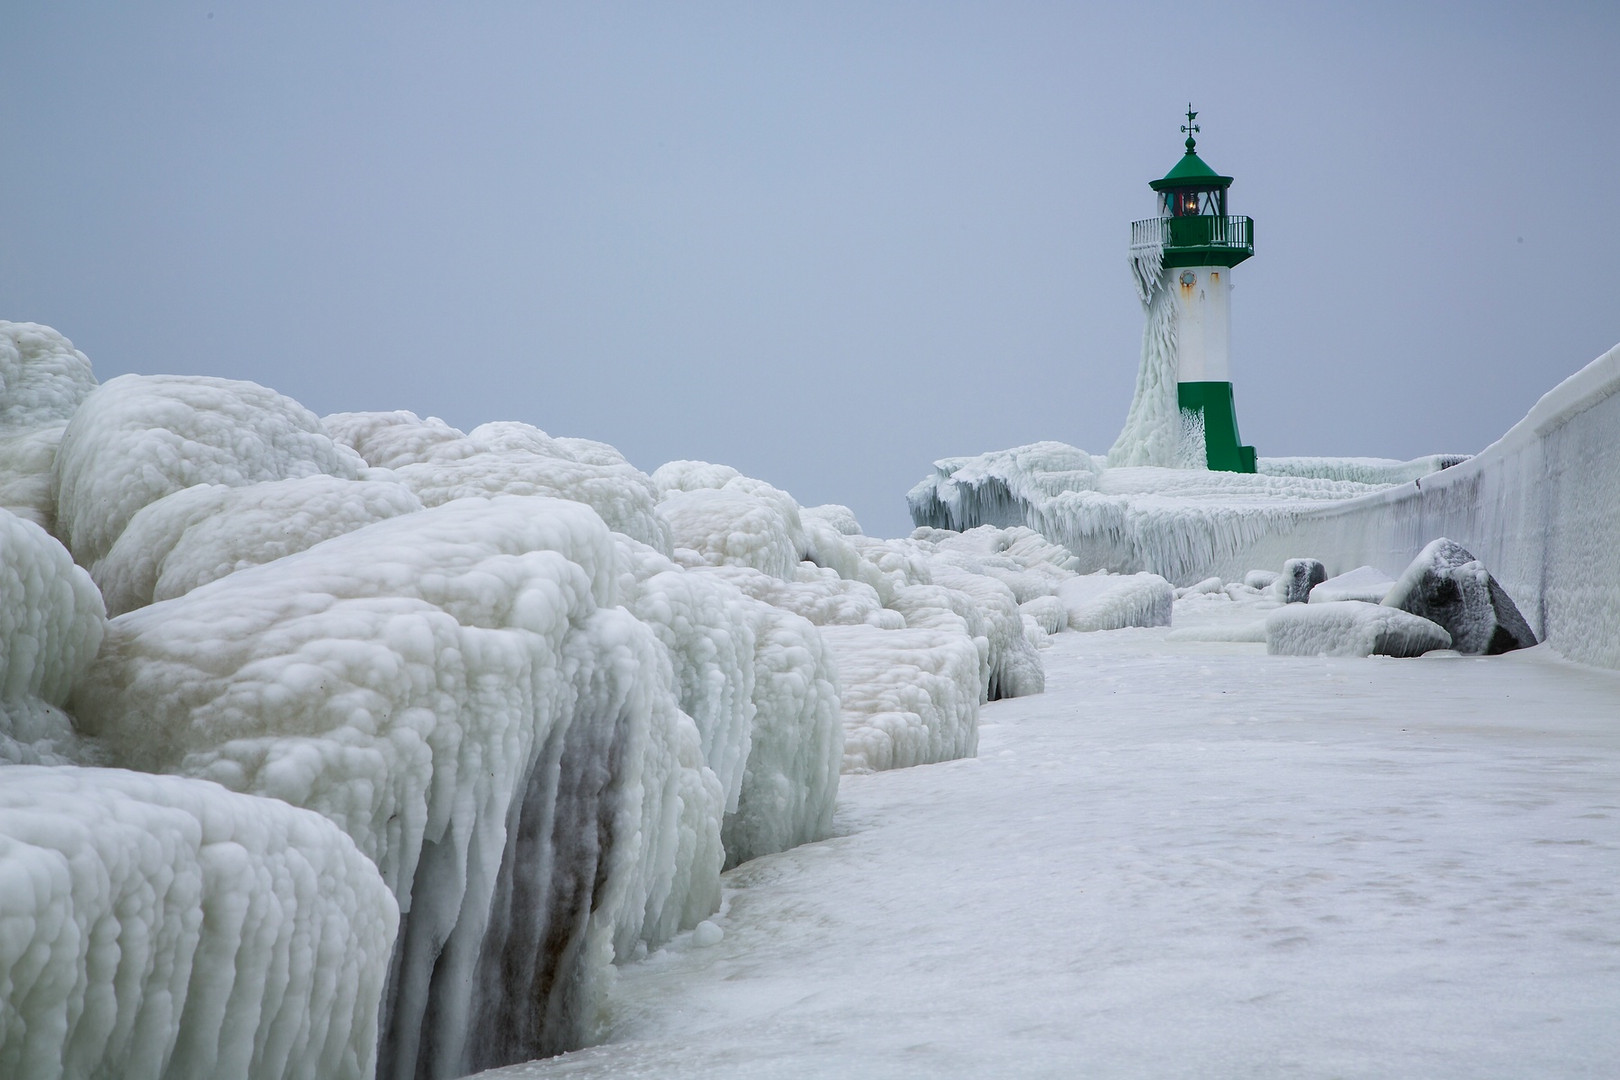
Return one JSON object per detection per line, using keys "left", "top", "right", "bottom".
{"left": 69, "top": 496, "right": 725, "bottom": 1075}
{"left": 1056, "top": 572, "right": 1174, "bottom": 632}
{"left": 1383, "top": 538, "right": 1537, "bottom": 655}
{"left": 659, "top": 488, "right": 803, "bottom": 580}
{"left": 1020, "top": 594, "right": 1069, "bottom": 635}
{"left": 1277, "top": 558, "right": 1327, "bottom": 604}
{"left": 0, "top": 765, "right": 397, "bottom": 1080}
{"left": 1176, "top": 576, "right": 1225, "bottom": 599}
{"left": 1266, "top": 600, "right": 1452, "bottom": 658}
{"left": 0, "top": 508, "right": 106, "bottom": 765}
{"left": 822, "top": 624, "right": 982, "bottom": 774}
{"left": 0, "top": 322, "right": 97, "bottom": 427}
{"left": 54, "top": 374, "right": 367, "bottom": 571}
{"left": 1243, "top": 569, "right": 1280, "bottom": 590}
{"left": 1309, "top": 565, "right": 1396, "bottom": 606}
{"left": 723, "top": 602, "right": 842, "bottom": 866}
{"left": 95, "top": 475, "right": 424, "bottom": 616}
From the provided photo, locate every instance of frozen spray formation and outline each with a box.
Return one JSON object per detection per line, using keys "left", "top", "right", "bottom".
{"left": 0, "top": 325, "right": 1088, "bottom": 1078}
{"left": 0, "top": 767, "right": 398, "bottom": 1080}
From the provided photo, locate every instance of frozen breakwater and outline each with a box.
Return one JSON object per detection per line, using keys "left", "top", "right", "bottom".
{"left": 912, "top": 342, "right": 1620, "bottom": 669}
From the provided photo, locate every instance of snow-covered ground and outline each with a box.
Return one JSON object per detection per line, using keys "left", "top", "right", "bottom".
{"left": 477, "top": 593, "right": 1620, "bottom": 1080}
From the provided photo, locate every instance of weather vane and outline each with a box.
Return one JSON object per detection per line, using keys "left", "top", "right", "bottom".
{"left": 1181, "top": 104, "right": 1200, "bottom": 151}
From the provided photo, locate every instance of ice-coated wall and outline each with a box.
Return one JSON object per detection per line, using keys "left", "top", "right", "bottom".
{"left": 1228, "top": 342, "right": 1620, "bottom": 667}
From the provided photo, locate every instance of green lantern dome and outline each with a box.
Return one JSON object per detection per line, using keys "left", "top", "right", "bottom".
{"left": 1149, "top": 147, "right": 1233, "bottom": 192}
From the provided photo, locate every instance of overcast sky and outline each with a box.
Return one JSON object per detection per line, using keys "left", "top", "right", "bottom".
{"left": 4, "top": 2, "right": 1617, "bottom": 535}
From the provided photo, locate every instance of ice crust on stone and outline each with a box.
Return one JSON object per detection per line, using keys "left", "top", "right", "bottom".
{"left": 822, "top": 624, "right": 982, "bottom": 773}
{"left": 1310, "top": 565, "right": 1395, "bottom": 606}
{"left": 55, "top": 375, "right": 367, "bottom": 572}
{"left": 1383, "top": 538, "right": 1537, "bottom": 655}
{"left": 659, "top": 488, "right": 804, "bottom": 580}
{"left": 0, "top": 323, "right": 98, "bottom": 530}
{"left": 611, "top": 535, "right": 843, "bottom": 868}
{"left": 0, "top": 322, "right": 97, "bottom": 427}
{"left": 1056, "top": 572, "right": 1174, "bottom": 633}
{"left": 327, "top": 410, "right": 670, "bottom": 551}
{"left": 95, "top": 475, "right": 425, "bottom": 616}
{"left": 0, "top": 765, "right": 397, "bottom": 1080}
{"left": 68, "top": 496, "right": 725, "bottom": 1076}
{"left": 1266, "top": 600, "right": 1452, "bottom": 658}
{"left": 1277, "top": 558, "right": 1327, "bottom": 604}
{"left": 0, "top": 507, "right": 106, "bottom": 765}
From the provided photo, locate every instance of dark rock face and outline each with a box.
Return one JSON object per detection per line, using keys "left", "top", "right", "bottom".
{"left": 1383, "top": 538, "right": 1538, "bottom": 655}
{"left": 1279, "top": 558, "right": 1327, "bottom": 604}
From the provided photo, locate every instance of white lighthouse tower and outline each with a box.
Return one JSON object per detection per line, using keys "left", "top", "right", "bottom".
{"left": 1112, "top": 107, "right": 1256, "bottom": 472}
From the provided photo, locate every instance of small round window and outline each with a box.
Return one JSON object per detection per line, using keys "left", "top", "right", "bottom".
{"left": 1179, "top": 270, "right": 1196, "bottom": 286}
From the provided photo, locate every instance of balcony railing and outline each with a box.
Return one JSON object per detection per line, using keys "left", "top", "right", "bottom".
{"left": 1130, "top": 215, "right": 1253, "bottom": 253}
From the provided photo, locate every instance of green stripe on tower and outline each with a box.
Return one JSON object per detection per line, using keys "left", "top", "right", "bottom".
{"left": 1178, "top": 381, "right": 1256, "bottom": 472}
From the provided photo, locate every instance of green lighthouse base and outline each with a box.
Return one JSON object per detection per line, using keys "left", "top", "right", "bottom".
{"left": 1178, "top": 381, "right": 1256, "bottom": 473}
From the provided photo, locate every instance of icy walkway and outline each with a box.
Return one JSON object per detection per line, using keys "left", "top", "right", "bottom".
{"left": 480, "top": 626, "right": 1620, "bottom": 1079}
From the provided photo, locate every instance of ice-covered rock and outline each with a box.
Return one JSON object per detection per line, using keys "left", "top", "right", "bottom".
{"left": 1266, "top": 601, "right": 1452, "bottom": 658}
{"left": 69, "top": 496, "right": 724, "bottom": 1076}
{"left": 1056, "top": 572, "right": 1174, "bottom": 632}
{"left": 722, "top": 602, "right": 842, "bottom": 866}
{"left": 1020, "top": 594, "right": 1069, "bottom": 635}
{"left": 0, "top": 507, "right": 106, "bottom": 764}
{"left": 696, "top": 562, "right": 900, "bottom": 629}
{"left": 1277, "top": 558, "right": 1327, "bottom": 604}
{"left": 801, "top": 503, "right": 863, "bottom": 536}
{"left": 95, "top": 476, "right": 425, "bottom": 616}
{"left": 658, "top": 487, "right": 803, "bottom": 580}
{"left": 0, "top": 765, "right": 397, "bottom": 1080}
{"left": 1383, "top": 538, "right": 1537, "bottom": 655}
{"left": 1309, "top": 565, "right": 1396, "bottom": 606}
{"left": 0, "top": 324, "right": 99, "bottom": 530}
{"left": 1176, "top": 576, "right": 1225, "bottom": 599}
{"left": 54, "top": 375, "right": 367, "bottom": 571}
{"left": 821, "top": 624, "right": 982, "bottom": 774}
{"left": 328, "top": 411, "right": 669, "bottom": 551}
{"left": 0, "top": 322, "right": 97, "bottom": 427}
{"left": 1243, "top": 569, "right": 1280, "bottom": 590}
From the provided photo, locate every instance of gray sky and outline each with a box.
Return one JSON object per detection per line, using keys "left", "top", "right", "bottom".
{"left": 5, "top": 1, "right": 1617, "bottom": 536}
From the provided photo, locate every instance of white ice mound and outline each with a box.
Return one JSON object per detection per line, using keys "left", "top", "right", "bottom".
{"left": 0, "top": 508, "right": 104, "bottom": 705}
{"left": 1057, "top": 572, "right": 1174, "bottom": 632}
{"left": 699, "top": 562, "right": 900, "bottom": 628}
{"left": 0, "top": 322, "right": 97, "bottom": 427}
{"left": 96, "top": 476, "right": 425, "bottom": 616}
{"left": 54, "top": 375, "right": 366, "bottom": 571}
{"left": 723, "top": 601, "right": 842, "bottom": 865}
{"left": 1266, "top": 600, "right": 1452, "bottom": 658}
{"left": 68, "top": 496, "right": 724, "bottom": 1075}
{"left": 613, "top": 537, "right": 842, "bottom": 867}
{"left": 1309, "top": 565, "right": 1396, "bottom": 605}
{"left": 0, "top": 765, "right": 397, "bottom": 1080}
{"left": 0, "top": 507, "right": 105, "bottom": 765}
{"left": 327, "top": 411, "right": 669, "bottom": 551}
{"left": 659, "top": 487, "right": 804, "bottom": 580}
{"left": 0, "top": 423, "right": 69, "bottom": 529}
{"left": 0, "top": 323, "right": 98, "bottom": 530}
{"left": 821, "top": 624, "right": 982, "bottom": 774}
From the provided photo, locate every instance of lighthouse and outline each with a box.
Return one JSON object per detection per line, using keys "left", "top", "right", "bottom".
{"left": 1112, "top": 107, "right": 1257, "bottom": 472}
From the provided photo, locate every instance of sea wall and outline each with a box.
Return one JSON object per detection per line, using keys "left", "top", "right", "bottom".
{"left": 1241, "top": 342, "right": 1620, "bottom": 668}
